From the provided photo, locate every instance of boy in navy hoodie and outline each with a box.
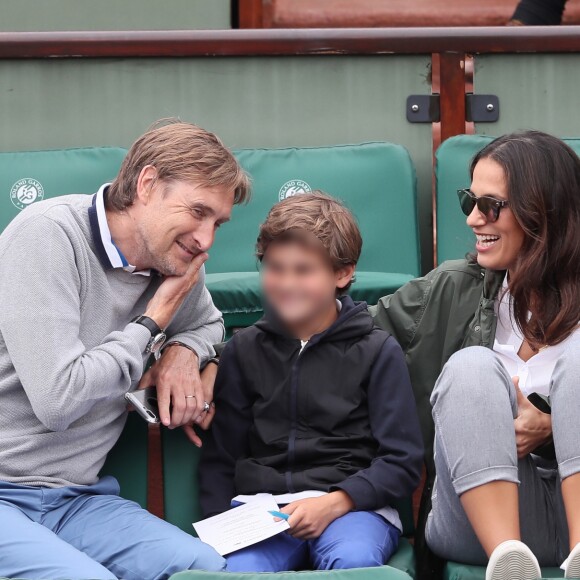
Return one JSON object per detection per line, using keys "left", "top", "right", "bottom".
{"left": 199, "top": 191, "right": 423, "bottom": 572}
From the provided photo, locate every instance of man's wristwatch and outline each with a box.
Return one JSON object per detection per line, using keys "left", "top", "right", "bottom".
{"left": 131, "top": 315, "right": 167, "bottom": 355}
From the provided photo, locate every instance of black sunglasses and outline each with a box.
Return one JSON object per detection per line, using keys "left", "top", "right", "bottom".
{"left": 457, "top": 188, "right": 509, "bottom": 223}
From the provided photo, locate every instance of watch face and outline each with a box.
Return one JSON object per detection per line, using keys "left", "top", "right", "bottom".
{"left": 149, "top": 332, "right": 167, "bottom": 354}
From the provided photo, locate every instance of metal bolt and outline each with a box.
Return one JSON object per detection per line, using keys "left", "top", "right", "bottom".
{"left": 486, "top": 103, "right": 494, "bottom": 112}
{"left": 411, "top": 104, "right": 419, "bottom": 112}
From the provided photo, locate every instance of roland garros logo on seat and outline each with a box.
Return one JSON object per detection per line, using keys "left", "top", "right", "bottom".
{"left": 10, "top": 178, "right": 45, "bottom": 211}
{"left": 278, "top": 179, "right": 312, "bottom": 202}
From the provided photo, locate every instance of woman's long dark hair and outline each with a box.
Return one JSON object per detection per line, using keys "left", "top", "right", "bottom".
{"left": 471, "top": 130, "right": 580, "bottom": 347}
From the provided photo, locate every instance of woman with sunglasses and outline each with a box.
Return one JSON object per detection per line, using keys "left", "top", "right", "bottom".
{"left": 371, "top": 130, "right": 580, "bottom": 579}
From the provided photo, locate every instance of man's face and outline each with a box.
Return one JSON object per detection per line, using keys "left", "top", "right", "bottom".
{"left": 133, "top": 171, "right": 234, "bottom": 276}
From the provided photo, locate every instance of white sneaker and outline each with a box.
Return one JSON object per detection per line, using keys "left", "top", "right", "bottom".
{"left": 485, "top": 540, "right": 541, "bottom": 580}
{"left": 565, "top": 543, "right": 580, "bottom": 578}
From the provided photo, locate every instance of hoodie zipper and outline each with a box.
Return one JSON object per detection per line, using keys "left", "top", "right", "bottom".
{"left": 285, "top": 345, "right": 302, "bottom": 493}
{"left": 283, "top": 302, "right": 368, "bottom": 492}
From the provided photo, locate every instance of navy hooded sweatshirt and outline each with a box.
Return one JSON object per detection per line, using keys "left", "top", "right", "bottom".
{"left": 199, "top": 296, "right": 423, "bottom": 518}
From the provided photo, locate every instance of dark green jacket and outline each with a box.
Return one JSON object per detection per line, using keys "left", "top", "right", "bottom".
{"left": 370, "top": 259, "right": 505, "bottom": 477}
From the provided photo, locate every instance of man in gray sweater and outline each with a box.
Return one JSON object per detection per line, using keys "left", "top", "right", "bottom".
{"left": 0, "top": 121, "right": 250, "bottom": 579}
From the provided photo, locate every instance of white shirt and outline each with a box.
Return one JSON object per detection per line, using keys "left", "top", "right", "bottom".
{"left": 93, "top": 184, "right": 150, "bottom": 277}
{"left": 493, "top": 277, "right": 579, "bottom": 397}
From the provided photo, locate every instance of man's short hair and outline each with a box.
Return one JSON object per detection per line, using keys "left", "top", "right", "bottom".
{"left": 256, "top": 191, "right": 362, "bottom": 292}
{"left": 107, "top": 119, "right": 250, "bottom": 210}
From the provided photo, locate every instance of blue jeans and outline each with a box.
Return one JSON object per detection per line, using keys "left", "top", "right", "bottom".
{"left": 226, "top": 511, "right": 400, "bottom": 572}
{"left": 426, "top": 345, "right": 580, "bottom": 566}
{"left": 0, "top": 475, "right": 225, "bottom": 580}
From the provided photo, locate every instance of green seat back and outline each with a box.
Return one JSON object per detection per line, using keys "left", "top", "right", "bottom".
{"left": 0, "top": 147, "right": 127, "bottom": 235}
{"left": 100, "top": 412, "right": 148, "bottom": 508}
{"left": 210, "top": 143, "right": 420, "bottom": 277}
{"left": 207, "top": 270, "right": 415, "bottom": 335}
{"left": 207, "top": 143, "right": 419, "bottom": 331}
{"left": 0, "top": 146, "right": 145, "bottom": 506}
{"left": 436, "top": 135, "right": 580, "bottom": 264}
{"left": 162, "top": 427, "right": 204, "bottom": 531}
{"left": 436, "top": 135, "right": 493, "bottom": 265}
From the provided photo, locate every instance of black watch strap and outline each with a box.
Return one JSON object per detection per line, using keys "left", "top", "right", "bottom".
{"left": 131, "top": 315, "right": 167, "bottom": 355}
{"left": 131, "top": 315, "right": 163, "bottom": 336}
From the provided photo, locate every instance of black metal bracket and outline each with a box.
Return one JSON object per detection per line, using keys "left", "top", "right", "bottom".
{"left": 406, "top": 93, "right": 499, "bottom": 124}
{"left": 465, "top": 93, "right": 499, "bottom": 123}
{"left": 406, "top": 95, "right": 440, "bottom": 123}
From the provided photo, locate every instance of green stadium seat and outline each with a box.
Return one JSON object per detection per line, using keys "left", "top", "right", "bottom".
{"left": 169, "top": 562, "right": 414, "bottom": 580}
{"left": 435, "top": 134, "right": 580, "bottom": 264}
{"left": 160, "top": 427, "right": 418, "bottom": 578}
{"left": 207, "top": 143, "right": 420, "bottom": 332}
{"left": 0, "top": 146, "right": 127, "bottom": 235}
{"left": 0, "top": 146, "right": 145, "bottom": 505}
{"left": 435, "top": 133, "right": 580, "bottom": 578}
{"left": 0, "top": 145, "right": 419, "bottom": 579}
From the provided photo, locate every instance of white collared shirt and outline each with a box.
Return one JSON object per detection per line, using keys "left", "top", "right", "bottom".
{"left": 94, "top": 184, "right": 150, "bottom": 277}
{"left": 493, "top": 277, "right": 579, "bottom": 397}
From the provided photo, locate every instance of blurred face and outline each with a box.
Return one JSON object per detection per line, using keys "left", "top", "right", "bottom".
{"left": 467, "top": 157, "right": 525, "bottom": 271}
{"left": 133, "top": 166, "right": 233, "bottom": 276}
{"left": 260, "top": 241, "right": 354, "bottom": 329}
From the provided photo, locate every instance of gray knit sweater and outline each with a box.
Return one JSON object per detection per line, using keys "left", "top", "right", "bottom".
{"left": 0, "top": 194, "right": 224, "bottom": 487}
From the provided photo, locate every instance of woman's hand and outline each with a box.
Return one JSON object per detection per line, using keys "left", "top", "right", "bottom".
{"left": 513, "top": 377, "right": 552, "bottom": 459}
{"left": 279, "top": 491, "right": 354, "bottom": 540}
{"left": 183, "top": 361, "right": 218, "bottom": 447}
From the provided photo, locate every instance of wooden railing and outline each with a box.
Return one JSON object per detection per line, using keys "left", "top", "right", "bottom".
{"left": 1, "top": 27, "right": 580, "bottom": 58}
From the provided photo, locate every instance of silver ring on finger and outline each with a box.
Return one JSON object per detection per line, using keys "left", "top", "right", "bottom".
{"left": 203, "top": 401, "right": 211, "bottom": 413}
{"left": 185, "top": 395, "right": 196, "bottom": 400}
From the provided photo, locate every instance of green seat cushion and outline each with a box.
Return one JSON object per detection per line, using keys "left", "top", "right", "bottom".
{"left": 444, "top": 561, "right": 563, "bottom": 579}
{"left": 170, "top": 569, "right": 412, "bottom": 580}
{"left": 0, "top": 146, "right": 127, "bottom": 235}
{"left": 206, "top": 271, "right": 414, "bottom": 331}
{"left": 386, "top": 537, "right": 416, "bottom": 578}
{"left": 170, "top": 540, "right": 414, "bottom": 579}
{"left": 205, "top": 272, "right": 263, "bottom": 316}
{"left": 436, "top": 135, "right": 580, "bottom": 264}
{"left": 348, "top": 272, "right": 416, "bottom": 305}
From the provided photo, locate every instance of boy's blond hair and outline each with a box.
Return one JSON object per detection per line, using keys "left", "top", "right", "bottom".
{"left": 256, "top": 191, "right": 362, "bottom": 292}
{"left": 107, "top": 119, "right": 250, "bottom": 211}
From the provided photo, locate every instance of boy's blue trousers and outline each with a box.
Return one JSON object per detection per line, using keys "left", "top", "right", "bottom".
{"left": 226, "top": 510, "right": 400, "bottom": 572}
